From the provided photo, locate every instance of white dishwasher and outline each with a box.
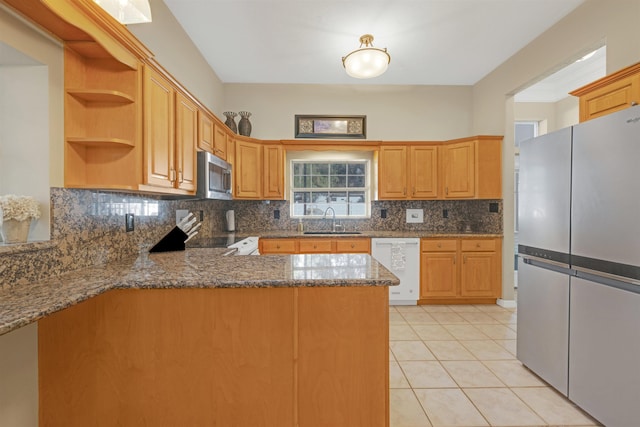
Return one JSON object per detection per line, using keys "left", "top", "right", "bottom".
{"left": 371, "top": 238, "right": 420, "bottom": 305}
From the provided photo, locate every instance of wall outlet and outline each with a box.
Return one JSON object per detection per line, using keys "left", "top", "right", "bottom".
{"left": 198, "top": 210, "right": 204, "bottom": 221}
{"left": 380, "top": 209, "right": 387, "bottom": 219}
{"left": 274, "top": 209, "right": 280, "bottom": 219}
{"left": 406, "top": 209, "right": 424, "bottom": 223}
{"left": 443, "top": 209, "right": 448, "bottom": 218}
{"left": 489, "top": 202, "right": 499, "bottom": 213}
{"left": 176, "top": 209, "right": 189, "bottom": 225}
{"left": 125, "top": 213, "right": 135, "bottom": 232}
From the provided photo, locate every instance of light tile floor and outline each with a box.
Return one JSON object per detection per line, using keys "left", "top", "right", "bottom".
{"left": 389, "top": 303, "right": 601, "bottom": 427}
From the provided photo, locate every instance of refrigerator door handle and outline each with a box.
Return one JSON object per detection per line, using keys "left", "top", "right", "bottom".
{"left": 573, "top": 265, "right": 640, "bottom": 287}
{"left": 519, "top": 254, "right": 571, "bottom": 270}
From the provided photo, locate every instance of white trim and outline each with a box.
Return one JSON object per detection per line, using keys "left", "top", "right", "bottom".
{"left": 497, "top": 299, "right": 517, "bottom": 308}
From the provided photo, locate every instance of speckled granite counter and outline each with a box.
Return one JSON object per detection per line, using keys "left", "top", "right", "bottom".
{"left": 0, "top": 249, "right": 398, "bottom": 336}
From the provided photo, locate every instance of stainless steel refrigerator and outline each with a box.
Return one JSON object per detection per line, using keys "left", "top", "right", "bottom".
{"left": 517, "top": 106, "right": 640, "bottom": 426}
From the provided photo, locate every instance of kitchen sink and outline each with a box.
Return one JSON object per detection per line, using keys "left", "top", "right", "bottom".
{"left": 303, "top": 231, "right": 362, "bottom": 235}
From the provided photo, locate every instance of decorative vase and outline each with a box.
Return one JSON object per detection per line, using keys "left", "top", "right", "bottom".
{"left": 238, "top": 111, "right": 252, "bottom": 137}
{"left": 0, "top": 218, "right": 31, "bottom": 244}
{"left": 223, "top": 111, "right": 238, "bottom": 133}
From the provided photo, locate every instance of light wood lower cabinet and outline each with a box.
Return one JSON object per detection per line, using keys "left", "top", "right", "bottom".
{"left": 39, "top": 287, "right": 389, "bottom": 427}
{"left": 420, "top": 237, "right": 502, "bottom": 304}
{"left": 259, "top": 237, "right": 371, "bottom": 254}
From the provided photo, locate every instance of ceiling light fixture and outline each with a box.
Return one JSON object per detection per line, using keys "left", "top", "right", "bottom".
{"left": 93, "top": 0, "right": 152, "bottom": 25}
{"left": 342, "top": 34, "right": 391, "bottom": 79}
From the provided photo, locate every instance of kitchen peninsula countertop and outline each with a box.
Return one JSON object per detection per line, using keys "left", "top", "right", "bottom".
{"left": 0, "top": 249, "right": 398, "bottom": 336}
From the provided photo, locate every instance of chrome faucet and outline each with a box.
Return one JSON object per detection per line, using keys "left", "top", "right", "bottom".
{"left": 323, "top": 207, "right": 337, "bottom": 232}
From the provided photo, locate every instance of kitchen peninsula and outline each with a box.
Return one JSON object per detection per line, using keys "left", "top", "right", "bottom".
{"left": 1, "top": 249, "right": 397, "bottom": 427}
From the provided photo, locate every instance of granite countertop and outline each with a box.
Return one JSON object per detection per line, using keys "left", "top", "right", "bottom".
{"left": 0, "top": 249, "right": 398, "bottom": 336}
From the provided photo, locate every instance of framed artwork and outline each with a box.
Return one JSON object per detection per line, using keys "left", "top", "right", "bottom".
{"left": 294, "top": 115, "right": 366, "bottom": 139}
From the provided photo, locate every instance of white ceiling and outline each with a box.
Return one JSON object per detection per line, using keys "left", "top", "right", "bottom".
{"left": 163, "top": 0, "right": 587, "bottom": 88}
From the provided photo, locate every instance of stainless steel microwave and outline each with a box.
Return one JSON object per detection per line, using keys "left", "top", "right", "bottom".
{"left": 197, "top": 151, "right": 232, "bottom": 200}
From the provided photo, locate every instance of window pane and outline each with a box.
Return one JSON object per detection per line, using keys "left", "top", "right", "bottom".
{"left": 312, "top": 192, "right": 329, "bottom": 203}
{"left": 330, "top": 176, "right": 346, "bottom": 187}
{"left": 349, "top": 202, "right": 366, "bottom": 216}
{"left": 331, "top": 164, "right": 346, "bottom": 174}
{"left": 348, "top": 163, "right": 366, "bottom": 175}
{"left": 329, "top": 191, "right": 347, "bottom": 202}
{"left": 293, "top": 163, "right": 305, "bottom": 175}
{"left": 311, "top": 163, "right": 329, "bottom": 175}
{"left": 348, "top": 191, "right": 365, "bottom": 203}
{"left": 312, "top": 176, "right": 329, "bottom": 188}
{"left": 347, "top": 175, "right": 364, "bottom": 188}
{"left": 293, "top": 191, "right": 311, "bottom": 203}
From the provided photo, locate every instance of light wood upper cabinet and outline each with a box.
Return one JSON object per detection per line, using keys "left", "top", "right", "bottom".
{"left": 234, "top": 139, "right": 262, "bottom": 199}
{"left": 410, "top": 145, "right": 439, "bottom": 198}
{"left": 442, "top": 141, "right": 475, "bottom": 198}
{"left": 570, "top": 62, "right": 640, "bottom": 122}
{"left": 142, "top": 65, "right": 197, "bottom": 195}
{"left": 175, "top": 92, "right": 198, "bottom": 192}
{"left": 197, "top": 110, "right": 215, "bottom": 154}
{"left": 143, "top": 66, "right": 175, "bottom": 189}
{"left": 213, "top": 123, "right": 228, "bottom": 160}
{"left": 378, "top": 144, "right": 439, "bottom": 200}
{"left": 378, "top": 146, "right": 409, "bottom": 199}
{"left": 263, "top": 144, "right": 284, "bottom": 200}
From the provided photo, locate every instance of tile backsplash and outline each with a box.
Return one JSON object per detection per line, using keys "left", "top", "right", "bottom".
{"left": 0, "top": 188, "right": 501, "bottom": 289}
{"left": 230, "top": 199, "right": 503, "bottom": 235}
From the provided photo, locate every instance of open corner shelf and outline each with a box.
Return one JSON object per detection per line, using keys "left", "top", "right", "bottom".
{"left": 67, "top": 89, "right": 135, "bottom": 104}
{"left": 66, "top": 137, "right": 135, "bottom": 148}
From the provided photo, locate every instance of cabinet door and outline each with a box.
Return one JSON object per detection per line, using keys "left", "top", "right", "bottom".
{"left": 235, "top": 140, "right": 262, "bottom": 199}
{"left": 263, "top": 144, "right": 284, "bottom": 200}
{"left": 197, "top": 110, "right": 214, "bottom": 153}
{"left": 579, "top": 73, "right": 640, "bottom": 122}
{"left": 442, "top": 141, "right": 475, "bottom": 198}
{"left": 410, "top": 145, "right": 438, "bottom": 199}
{"left": 335, "top": 238, "right": 371, "bottom": 254}
{"left": 175, "top": 92, "right": 197, "bottom": 192}
{"left": 378, "top": 145, "right": 408, "bottom": 199}
{"left": 213, "top": 123, "right": 228, "bottom": 160}
{"left": 420, "top": 252, "right": 458, "bottom": 298}
{"left": 259, "top": 238, "right": 296, "bottom": 254}
{"left": 299, "top": 239, "right": 333, "bottom": 254}
{"left": 460, "top": 252, "right": 496, "bottom": 297}
{"left": 143, "top": 67, "right": 175, "bottom": 188}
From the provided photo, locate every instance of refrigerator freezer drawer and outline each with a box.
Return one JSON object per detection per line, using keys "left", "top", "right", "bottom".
{"left": 516, "top": 259, "right": 570, "bottom": 396}
{"left": 569, "top": 277, "right": 640, "bottom": 427}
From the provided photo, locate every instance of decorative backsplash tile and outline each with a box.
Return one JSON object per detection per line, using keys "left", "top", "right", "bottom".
{"left": 0, "top": 188, "right": 501, "bottom": 289}
{"left": 229, "top": 199, "right": 503, "bottom": 235}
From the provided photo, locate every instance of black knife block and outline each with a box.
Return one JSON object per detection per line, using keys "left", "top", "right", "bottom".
{"left": 149, "top": 226, "right": 188, "bottom": 253}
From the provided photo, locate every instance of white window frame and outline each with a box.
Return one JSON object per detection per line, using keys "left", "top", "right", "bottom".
{"left": 288, "top": 151, "right": 372, "bottom": 219}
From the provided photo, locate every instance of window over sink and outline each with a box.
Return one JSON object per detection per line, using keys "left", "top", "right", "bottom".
{"left": 288, "top": 152, "right": 372, "bottom": 219}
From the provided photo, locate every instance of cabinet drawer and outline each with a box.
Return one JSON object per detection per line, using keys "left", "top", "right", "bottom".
{"left": 260, "top": 239, "right": 296, "bottom": 254}
{"left": 460, "top": 239, "right": 496, "bottom": 252}
{"left": 422, "top": 239, "right": 457, "bottom": 252}
{"left": 335, "top": 238, "right": 370, "bottom": 253}
{"left": 299, "top": 239, "right": 333, "bottom": 253}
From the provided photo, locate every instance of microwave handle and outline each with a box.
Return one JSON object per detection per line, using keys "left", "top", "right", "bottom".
{"left": 223, "top": 170, "right": 232, "bottom": 193}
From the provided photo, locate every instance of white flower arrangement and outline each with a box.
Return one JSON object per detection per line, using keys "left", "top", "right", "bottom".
{"left": 0, "top": 195, "right": 41, "bottom": 222}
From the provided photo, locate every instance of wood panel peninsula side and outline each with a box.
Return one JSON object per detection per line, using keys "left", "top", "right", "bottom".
{"left": 28, "top": 250, "right": 394, "bottom": 427}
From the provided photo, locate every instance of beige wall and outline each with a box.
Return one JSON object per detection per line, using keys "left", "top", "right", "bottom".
{"left": 223, "top": 84, "right": 473, "bottom": 140}
{"left": 514, "top": 98, "right": 579, "bottom": 134}
{"left": 473, "top": 0, "right": 640, "bottom": 302}
{"left": 0, "top": 5, "right": 63, "bottom": 187}
{"left": 127, "top": 0, "right": 224, "bottom": 112}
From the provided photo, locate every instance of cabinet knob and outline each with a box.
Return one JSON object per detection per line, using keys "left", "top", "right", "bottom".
{"left": 313, "top": 245, "right": 317, "bottom": 249}
{"left": 276, "top": 245, "right": 280, "bottom": 249}
{"left": 351, "top": 244, "right": 355, "bottom": 248}
{"left": 476, "top": 243, "right": 480, "bottom": 248}
{"left": 632, "top": 101, "right": 638, "bottom": 106}
{"left": 437, "top": 243, "right": 442, "bottom": 248}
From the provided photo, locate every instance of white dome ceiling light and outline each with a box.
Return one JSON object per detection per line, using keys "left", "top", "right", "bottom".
{"left": 342, "top": 34, "right": 391, "bottom": 79}
{"left": 93, "top": 0, "right": 152, "bottom": 24}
